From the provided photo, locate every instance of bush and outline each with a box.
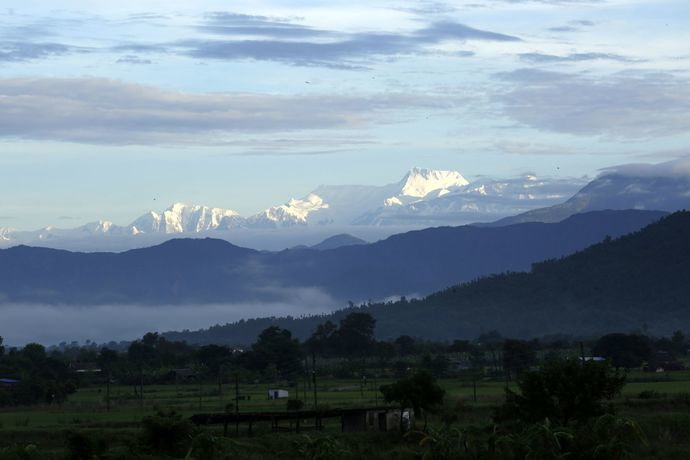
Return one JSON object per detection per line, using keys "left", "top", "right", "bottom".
{"left": 65, "top": 431, "right": 106, "bottom": 460}
{"left": 287, "top": 399, "right": 304, "bottom": 411}
{"left": 139, "top": 409, "right": 196, "bottom": 457}
{"left": 637, "top": 390, "right": 664, "bottom": 400}
{"left": 496, "top": 358, "right": 625, "bottom": 426}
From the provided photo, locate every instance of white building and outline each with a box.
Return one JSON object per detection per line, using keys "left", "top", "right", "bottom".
{"left": 268, "top": 389, "right": 289, "bottom": 400}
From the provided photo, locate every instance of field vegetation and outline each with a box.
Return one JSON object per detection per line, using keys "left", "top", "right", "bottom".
{"left": 1, "top": 317, "right": 690, "bottom": 459}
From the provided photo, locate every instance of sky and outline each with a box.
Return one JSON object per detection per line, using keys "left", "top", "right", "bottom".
{"left": 1, "top": 0, "right": 689, "bottom": 230}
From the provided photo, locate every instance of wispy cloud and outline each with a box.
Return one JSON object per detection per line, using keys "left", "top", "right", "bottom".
{"left": 197, "top": 12, "right": 332, "bottom": 39}
{"left": 176, "top": 15, "right": 520, "bottom": 68}
{"left": 0, "top": 42, "right": 72, "bottom": 62}
{"left": 0, "top": 77, "right": 463, "bottom": 145}
{"left": 115, "top": 54, "right": 152, "bottom": 65}
{"left": 519, "top": 52, "right": 640, "bottom": 63}
{"left": 496, "top": 69, "right": 690, "bottom": 138}
{"left": 599, "top": 157, "right": 690, "bottom": 178}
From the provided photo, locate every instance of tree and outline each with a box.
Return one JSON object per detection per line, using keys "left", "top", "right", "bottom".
{"left": 671, "top": 330, "right": 687, "bottom": 355}
{"left": 421, "top": 354, "right": 450, "bottom": 378}
{"left": 197, "top": 344, "right": 232, "bottom": 396}
{"left": 449, "top": 339, "right": 472, "bottom": 354}
{"left": 496, "top": 358, "right": 625, "bottom": 426}
{"left": 592, "top": 333, "right": 652, "bottom": 369}
{"left": 375, "top": 341, "right": 397, "bottom": 374}
{"left": 394, "top": 335, "right": 416, "bottom": 356}
{"left": 502, "top": 339, "right": 537, "bottom": 379}
{"left": 380, "top": 370, "right": 445, "bottom": 428}
{"left": 22, "top": 343, "right": 47, "bottom": 364}
{"left": 243, "top": 326, "right": 302, "bottom": 379}
{"left": 332, "top": 312, "right": 376, "bottom": 357}
{"left": 97, "top": 348, "right": 119, "bottom": 411}
{"left": 305, "top": 321, "right": 337, "bottom": 358}
{"left": 0, "top": 336, "right": 4, "bottom": 357}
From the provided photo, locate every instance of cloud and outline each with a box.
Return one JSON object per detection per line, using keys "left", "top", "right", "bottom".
{"left": 494, "top": 140, "right": 578, "bottom": 155}
{"left": 0, "top": 77, "right": 462, "bottom": 145}
{"left": 547, "top": 26, "right": 579, "bottom": 32}
{"left": 0, "top": 11, "right": 518, "bottom": 69}
{"left": 598, "top": 157, "right": 690, "bottom": 179}
{"left": 498, "top": 0, "right": 605, "bottom": 3}
{"left": 391, "top": 2, "right": 459, "bottom": 15}
{"left": 177, "top": 16, "right": 519, "bottom": 68}
{"left": 116, "top": 54, "right": 152, "bottom": 65}
{"left": 519, "top": 52, "right": 638, "bottom": 63}
{"left": 0, "top": 42, "right": 71, "bottom": 62}
{"left": 495, "top": 69, "right": 690, "bottom": 138}
{"left": 0, "top": 295, "right": 336, "bottom": 346}
{"left": 198, "top": 12, "right": 332, "bottom": 39}
{"left": 418, "top": 22, "right": 520, "bottom": 43}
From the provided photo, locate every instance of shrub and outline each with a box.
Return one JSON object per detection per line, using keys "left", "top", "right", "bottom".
{"left": 139, "top": 409, "right": 196, "bottom": 457}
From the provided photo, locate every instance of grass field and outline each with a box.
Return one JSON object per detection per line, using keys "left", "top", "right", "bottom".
{"left": 0, "top": 370, "right": 688, "bottom": 430}
{"left": 2, "top": 370, "right": 690, "bottom": 457}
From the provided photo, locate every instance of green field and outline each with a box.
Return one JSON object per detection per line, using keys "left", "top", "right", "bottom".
{"left": 2, "top": 370, "right": 690, "bottom": 448}
{"left": 2, "top": 369, "right": 690, "bottom": 459}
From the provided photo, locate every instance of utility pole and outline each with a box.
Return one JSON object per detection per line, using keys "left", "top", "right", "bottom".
{"left": 373, "top": 376, "right": 378, "bottom": 407}
{"left": 139, "top": 366, "right": 144, "bottom": 408}
{"left": 106, "top": 370, "right": 111, "bottom": 411}
{"left": 312, "top": 353, "right": 318, "bottom": 410}
{"left": 218, "top": 364, "right": 223, "bottom": 400}
{"left": 198, "top": 362, "right": 203, "bottom": 411}
{"left": 235, "top": 374, "right": 240, "bottom": 436}
{"left": 303, "top": 368, "right": 308, "bottom": 403}
{"left": 580, "top": 342, "right": 586, "bottom": 366}
{"left": 199, "top": 375, "right": 203, "bottom": 411}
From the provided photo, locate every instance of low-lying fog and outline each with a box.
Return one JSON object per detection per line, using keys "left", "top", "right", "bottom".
{"left": 0, "top": 288, "right": 339, "bottom": 346}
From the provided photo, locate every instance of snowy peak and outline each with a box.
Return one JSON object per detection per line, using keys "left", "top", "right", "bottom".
{"left": 130, "top": 203, "right": 242, "bottom": 234}
{"left": 79, "top": 220, "right": 116, "bottom": 234}
{"left": 248, "top": 193, "right": 329, "bottom": 227}
{"left": 0, "top": 227, "right": 13, "bottom": 241}
{"left": 399, "top": 167, "right": 469, "bottom": 198}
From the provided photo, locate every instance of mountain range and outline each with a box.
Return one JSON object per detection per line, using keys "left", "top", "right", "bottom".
{"left": 0, "top": 168, "right": 585, "bottom": 250}
{"left": 0, "top": 209, "right": 665, "bottom": 306}
{"left": 164, "top": 211, "right": 690, "bottom": 345}
{"left": 492, "top": 173, "right": 690, "bottom": 226}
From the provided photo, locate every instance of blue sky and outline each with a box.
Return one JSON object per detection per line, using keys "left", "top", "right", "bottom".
{"left": 1, "top": 0, "right": 689, "bottom": 229}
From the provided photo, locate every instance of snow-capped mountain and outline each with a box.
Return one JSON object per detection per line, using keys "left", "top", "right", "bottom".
{"left": 397, "top": 167, "right": 469, "bottom": 199}
{"left": 246, "top": 194, "right": 330, "bottom": 228}
{"left": 129, "top": 203, "right": 243, "bottom": 234}
{"left": 0, "top": 167, "right": 586, "bottom": 249}
{"left": 355, "top": 174, "right": 586, "bottom": 226}
{"left": 0, "top": 227, "right": 13, "bottom": 241}
{"left": 242, "top": 167, "right": 475, "bottom": 228}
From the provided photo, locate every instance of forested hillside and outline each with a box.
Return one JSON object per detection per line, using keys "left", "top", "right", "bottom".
{"left": 166, "top": 211, "right": 690, "bottom": 344}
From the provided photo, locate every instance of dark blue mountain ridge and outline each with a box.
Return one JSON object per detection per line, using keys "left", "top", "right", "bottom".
{"left": 0, "top": 209, "right": 666, "bottom": 305}
{"left": 165, "top": 211, "right": 690, "bottom": 345}
{"left": 490, "top": 173, "right": 690, "bottom": 226}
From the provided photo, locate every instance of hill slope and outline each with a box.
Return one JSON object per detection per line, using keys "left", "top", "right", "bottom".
{"left": 165, "top": 211, "right": 690, "bottom": 344}
{"left": 0, "top": 210, "right": 665, "bottom": 305}
{"left": 493, "top": 173, "right": 690, "bottom": 226}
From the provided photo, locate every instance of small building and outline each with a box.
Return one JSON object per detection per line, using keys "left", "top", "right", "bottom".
{"left": 171, "top": 368, "right": 198, "bottom": 379}
{"left": 342, "top": 408, "right": 413, "bottom": 433}
{"left": 267, "top": 389, "right": 289, "bottom": 400}
{"left": 579, "top": 356, "right": 606, "bottom": 362}
{"left": 71, "top": 362, "right": 102, "bottom": 374}
{"left": 447, "top": 360, "right": 472, "bottom": 374}
{"left": 644, "top": 351, "right": 686, "bottom": 372}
